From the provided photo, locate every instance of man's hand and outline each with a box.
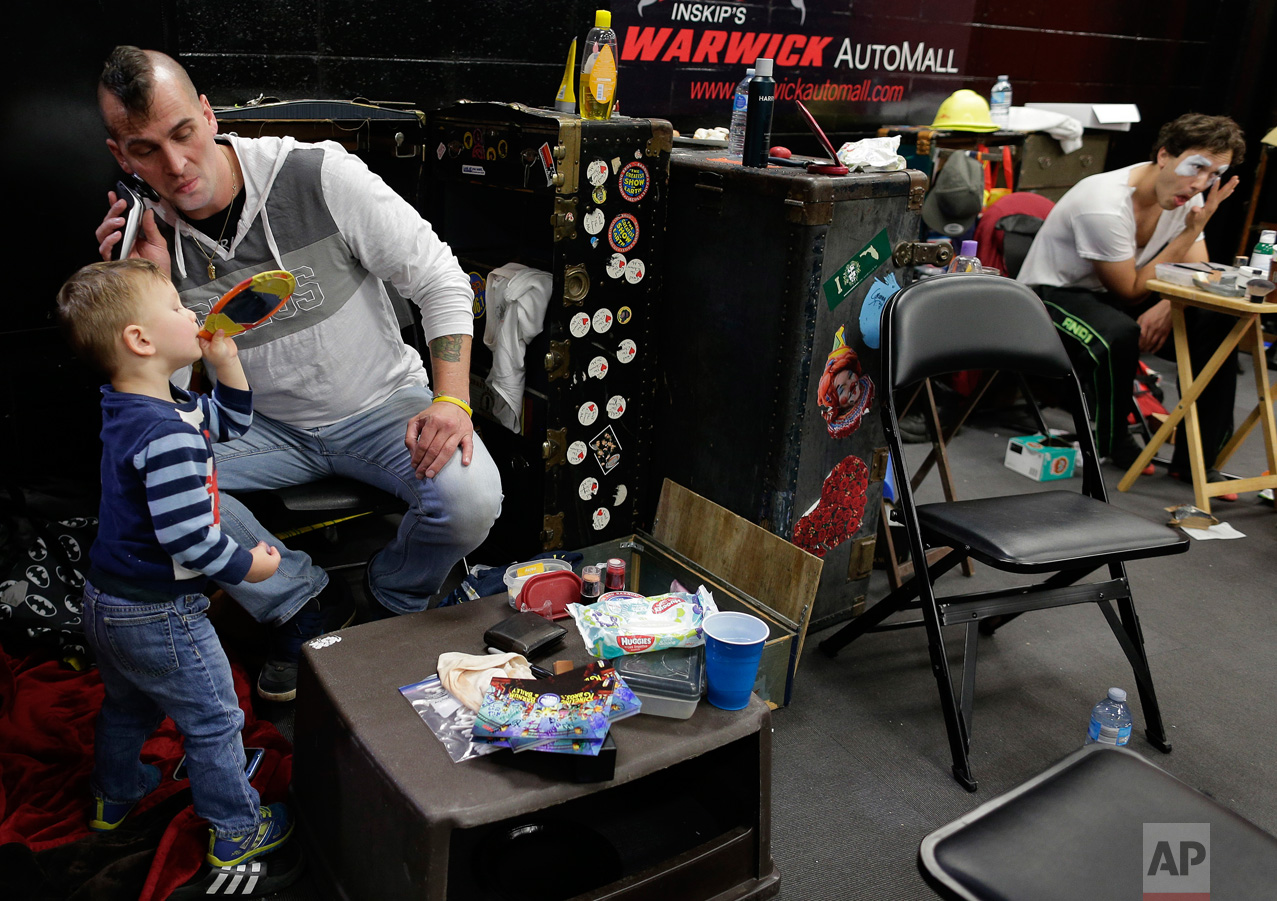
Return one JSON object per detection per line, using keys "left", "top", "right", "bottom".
{"left": 95, "top": 191, "right": 171, "bottom": 278}
{"left": 1137, "top": 298, "right": 1173, "bottom": 354}
{"left": 1185, "top": 174, "right": 1239, "bottom": 234}
{"left": 405, "top": 399, "right": 474, "bottom": 479}
{"left": 245, "top": 541, "right": 280, "bottom": 582}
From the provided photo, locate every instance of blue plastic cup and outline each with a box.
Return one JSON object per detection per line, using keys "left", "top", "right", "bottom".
{"left": 702, "top": 612, "right": 770, "bottom": 710}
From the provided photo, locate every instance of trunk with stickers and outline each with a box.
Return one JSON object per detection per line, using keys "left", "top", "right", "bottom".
{"left": 652, "top": 150, "right": 925, "bottom": 630}
{"left": 425, "top": 102, "right": 670, "bottom": 561}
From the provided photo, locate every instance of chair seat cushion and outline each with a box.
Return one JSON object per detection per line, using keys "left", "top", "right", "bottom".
{"left": 921, "top": 746, "right": 1277, "bottom": 901}
{"left": 916, "top": 491, "right": 1187, "bottom": 571}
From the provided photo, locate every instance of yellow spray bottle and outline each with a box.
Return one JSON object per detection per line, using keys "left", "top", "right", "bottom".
{"left": 554, "top": 38, "right": 577, "bottom": 114}
{"left": 579, "top": 10, "right": 618, "bottom": 120}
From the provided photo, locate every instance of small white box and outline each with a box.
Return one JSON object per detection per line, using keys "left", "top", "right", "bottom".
{"left": 1004, "top": 434, "right": 1079, "bottom": 481}
{"left": 1026, "top": 102, "right": 1141, "bottom": 132}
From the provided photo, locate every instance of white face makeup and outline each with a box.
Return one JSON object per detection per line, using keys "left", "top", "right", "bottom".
{"left": 1175, "top": 153, "right": 1229, "bottom": 186}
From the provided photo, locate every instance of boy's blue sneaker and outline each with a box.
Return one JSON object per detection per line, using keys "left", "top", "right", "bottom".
{"left": 89, "top": 795, "right": 139, "bottom": 832}
{"left": 89, "top": 763, "right": 162, "bottom": 831}
{"left": 206, "top": 802, "right": 294, "bottom": 868}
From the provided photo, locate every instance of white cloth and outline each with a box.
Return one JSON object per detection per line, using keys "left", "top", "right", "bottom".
{"left": 1006, "top": 107, "right": 1085, "bottom": 154}
{"left": 1016, "top": 163, "right": 1204, "bottom": 292}
{"left": 835, "top": 135, "right": 906, "bottom": 172}
{"left": 483, "top": 263, "right": 553, "bottom": 431}
{"left": 437, "top": 651, "right": 534, "bottom": 711}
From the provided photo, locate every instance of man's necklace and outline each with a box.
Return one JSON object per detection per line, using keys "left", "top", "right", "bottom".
{"left": 197, "top": 147, "right": 240, "bottom": 280}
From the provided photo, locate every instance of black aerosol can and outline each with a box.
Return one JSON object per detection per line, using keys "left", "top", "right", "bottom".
{"left": 742, "top": 58, "right": 775, "bottom": 168}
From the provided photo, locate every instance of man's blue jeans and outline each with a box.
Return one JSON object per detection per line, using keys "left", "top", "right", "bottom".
{"left": 83, "top": 583, "right": 261, "bottom": 838}
{"left": 212, "top": 385, "right": 504, "bottom": 623}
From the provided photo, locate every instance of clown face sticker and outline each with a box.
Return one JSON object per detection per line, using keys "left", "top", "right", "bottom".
{"left": 816, "top": 325, "right": 875, "bottom": 439}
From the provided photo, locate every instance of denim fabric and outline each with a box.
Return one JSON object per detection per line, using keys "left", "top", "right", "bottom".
{"left": 83, "top": 582, "right": 261, "bottom": 837}
{"left": 212, "top": 385, "right": 503, "bottom": 620}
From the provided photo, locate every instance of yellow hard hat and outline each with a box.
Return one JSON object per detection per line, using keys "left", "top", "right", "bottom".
{"left": 931, "top": 90, "right": 998, "bottom": 132}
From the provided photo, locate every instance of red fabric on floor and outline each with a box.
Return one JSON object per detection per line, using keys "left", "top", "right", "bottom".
{"left": 0, "top": 645, "right": 291, "bottom": 901}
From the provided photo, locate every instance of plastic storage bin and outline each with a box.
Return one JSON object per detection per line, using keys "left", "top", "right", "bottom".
{"left": 504, "top": 559, "right": 573, "bottom": 608}
{"left": 613, "top": 645, "right": 706, "bottom": 719}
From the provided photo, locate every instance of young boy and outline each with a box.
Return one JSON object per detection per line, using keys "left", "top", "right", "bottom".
{"left": 55, "top": 258, "right": 292, "bottom": 868}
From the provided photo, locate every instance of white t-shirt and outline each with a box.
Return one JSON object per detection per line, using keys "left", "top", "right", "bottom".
{"left": 1017, "top": 162, "right": 1204, "bottom": 292}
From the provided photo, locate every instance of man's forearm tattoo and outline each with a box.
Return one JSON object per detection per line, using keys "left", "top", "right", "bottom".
{"left": 430, "top": 335, "right": 463, "bottom": 363}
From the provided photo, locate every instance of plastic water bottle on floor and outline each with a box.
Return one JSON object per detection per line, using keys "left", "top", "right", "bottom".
{"left": 1086, "top": 687, "right": 1133, "bottom": 746}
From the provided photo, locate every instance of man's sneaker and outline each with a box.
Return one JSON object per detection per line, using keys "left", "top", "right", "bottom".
{"left": 257, "top": 578, "right": 355, "bottom": 702}
{"left": 88, "top": 763, "right": 161, "bottom": 831}
{"left": 206, "top": 803, "right": 294, "bottom": 868}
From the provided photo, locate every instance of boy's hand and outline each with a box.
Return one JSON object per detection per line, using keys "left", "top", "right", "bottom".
{"left": 199, "top": 329, "right": 240, "bottom": 369}
{"left": 245, "top": 542, "right": 280, "bottom": 582}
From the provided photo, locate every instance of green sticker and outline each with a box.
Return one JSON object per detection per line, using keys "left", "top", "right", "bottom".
{"left": 824, "top": 228, "right": 892, "bottom": 312}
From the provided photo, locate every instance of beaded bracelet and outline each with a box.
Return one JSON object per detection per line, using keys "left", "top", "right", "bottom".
{"left": 432, "top": 394, "right": 473, "bottom": 417}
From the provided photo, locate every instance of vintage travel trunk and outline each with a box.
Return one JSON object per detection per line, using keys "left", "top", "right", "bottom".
{"left": 653, "top": 150, "right": 926, "bottom": 629}
{"left": 425, "top": 103, "right": 671, "bottom": 559}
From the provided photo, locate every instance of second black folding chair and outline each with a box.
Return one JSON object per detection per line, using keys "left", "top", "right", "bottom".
{"left": 820, "top": 274, "right": 1189, "bottom": 791}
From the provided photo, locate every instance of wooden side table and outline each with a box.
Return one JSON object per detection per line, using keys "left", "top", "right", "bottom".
{"left": 292, "top": 596, "right": 779, "bottom": 901}
{"left": 1117, "top": 278, "right": 1277, "bottom": 513}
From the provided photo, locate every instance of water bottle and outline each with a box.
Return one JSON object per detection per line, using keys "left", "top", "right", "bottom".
{"left": 990, "top": 75, "right": 1012, "bottom": 129}
{"left": 948, "top": 239, "right": 982, "bottom": 273}
{"left": 726, "top": 67, "right": 755, "bottom": 159}
{"left": 1085, "top": 687, "right": 1133, "bottom": 746}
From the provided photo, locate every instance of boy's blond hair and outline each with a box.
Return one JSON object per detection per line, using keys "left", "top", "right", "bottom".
{"left": 55, "top": 259, "right": 168, "bottom": 375}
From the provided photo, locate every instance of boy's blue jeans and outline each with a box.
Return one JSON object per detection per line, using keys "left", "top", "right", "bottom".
{"left": 83, "top": 582, "right": 261, "bottom": 838}
{"left": 212, "top": 385, "right": 504, "bottom": 624}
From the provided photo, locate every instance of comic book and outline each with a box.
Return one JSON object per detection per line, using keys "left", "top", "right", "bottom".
{"left": 502, "top": 669, "right": 643, "bottom": 755}
{"left": 473, "top": 662, "right": 615, "bottom": 746}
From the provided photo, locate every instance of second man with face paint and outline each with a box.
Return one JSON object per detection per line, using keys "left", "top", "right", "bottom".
{"left": 1017, "top": 113, "right": 1246, "bottom": 488}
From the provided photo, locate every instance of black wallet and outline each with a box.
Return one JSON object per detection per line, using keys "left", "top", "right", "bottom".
{"left": 483, "top": 611, "right": 568, "bottom": 657}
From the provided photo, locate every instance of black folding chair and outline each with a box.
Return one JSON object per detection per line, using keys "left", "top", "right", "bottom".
{"left": 819, "top": 274, "right": 1189, "bottom": 791}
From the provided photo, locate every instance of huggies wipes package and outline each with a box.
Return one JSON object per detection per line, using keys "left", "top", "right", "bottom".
{"left": 568, "top": 587, "right": 718, "bottom": 658}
